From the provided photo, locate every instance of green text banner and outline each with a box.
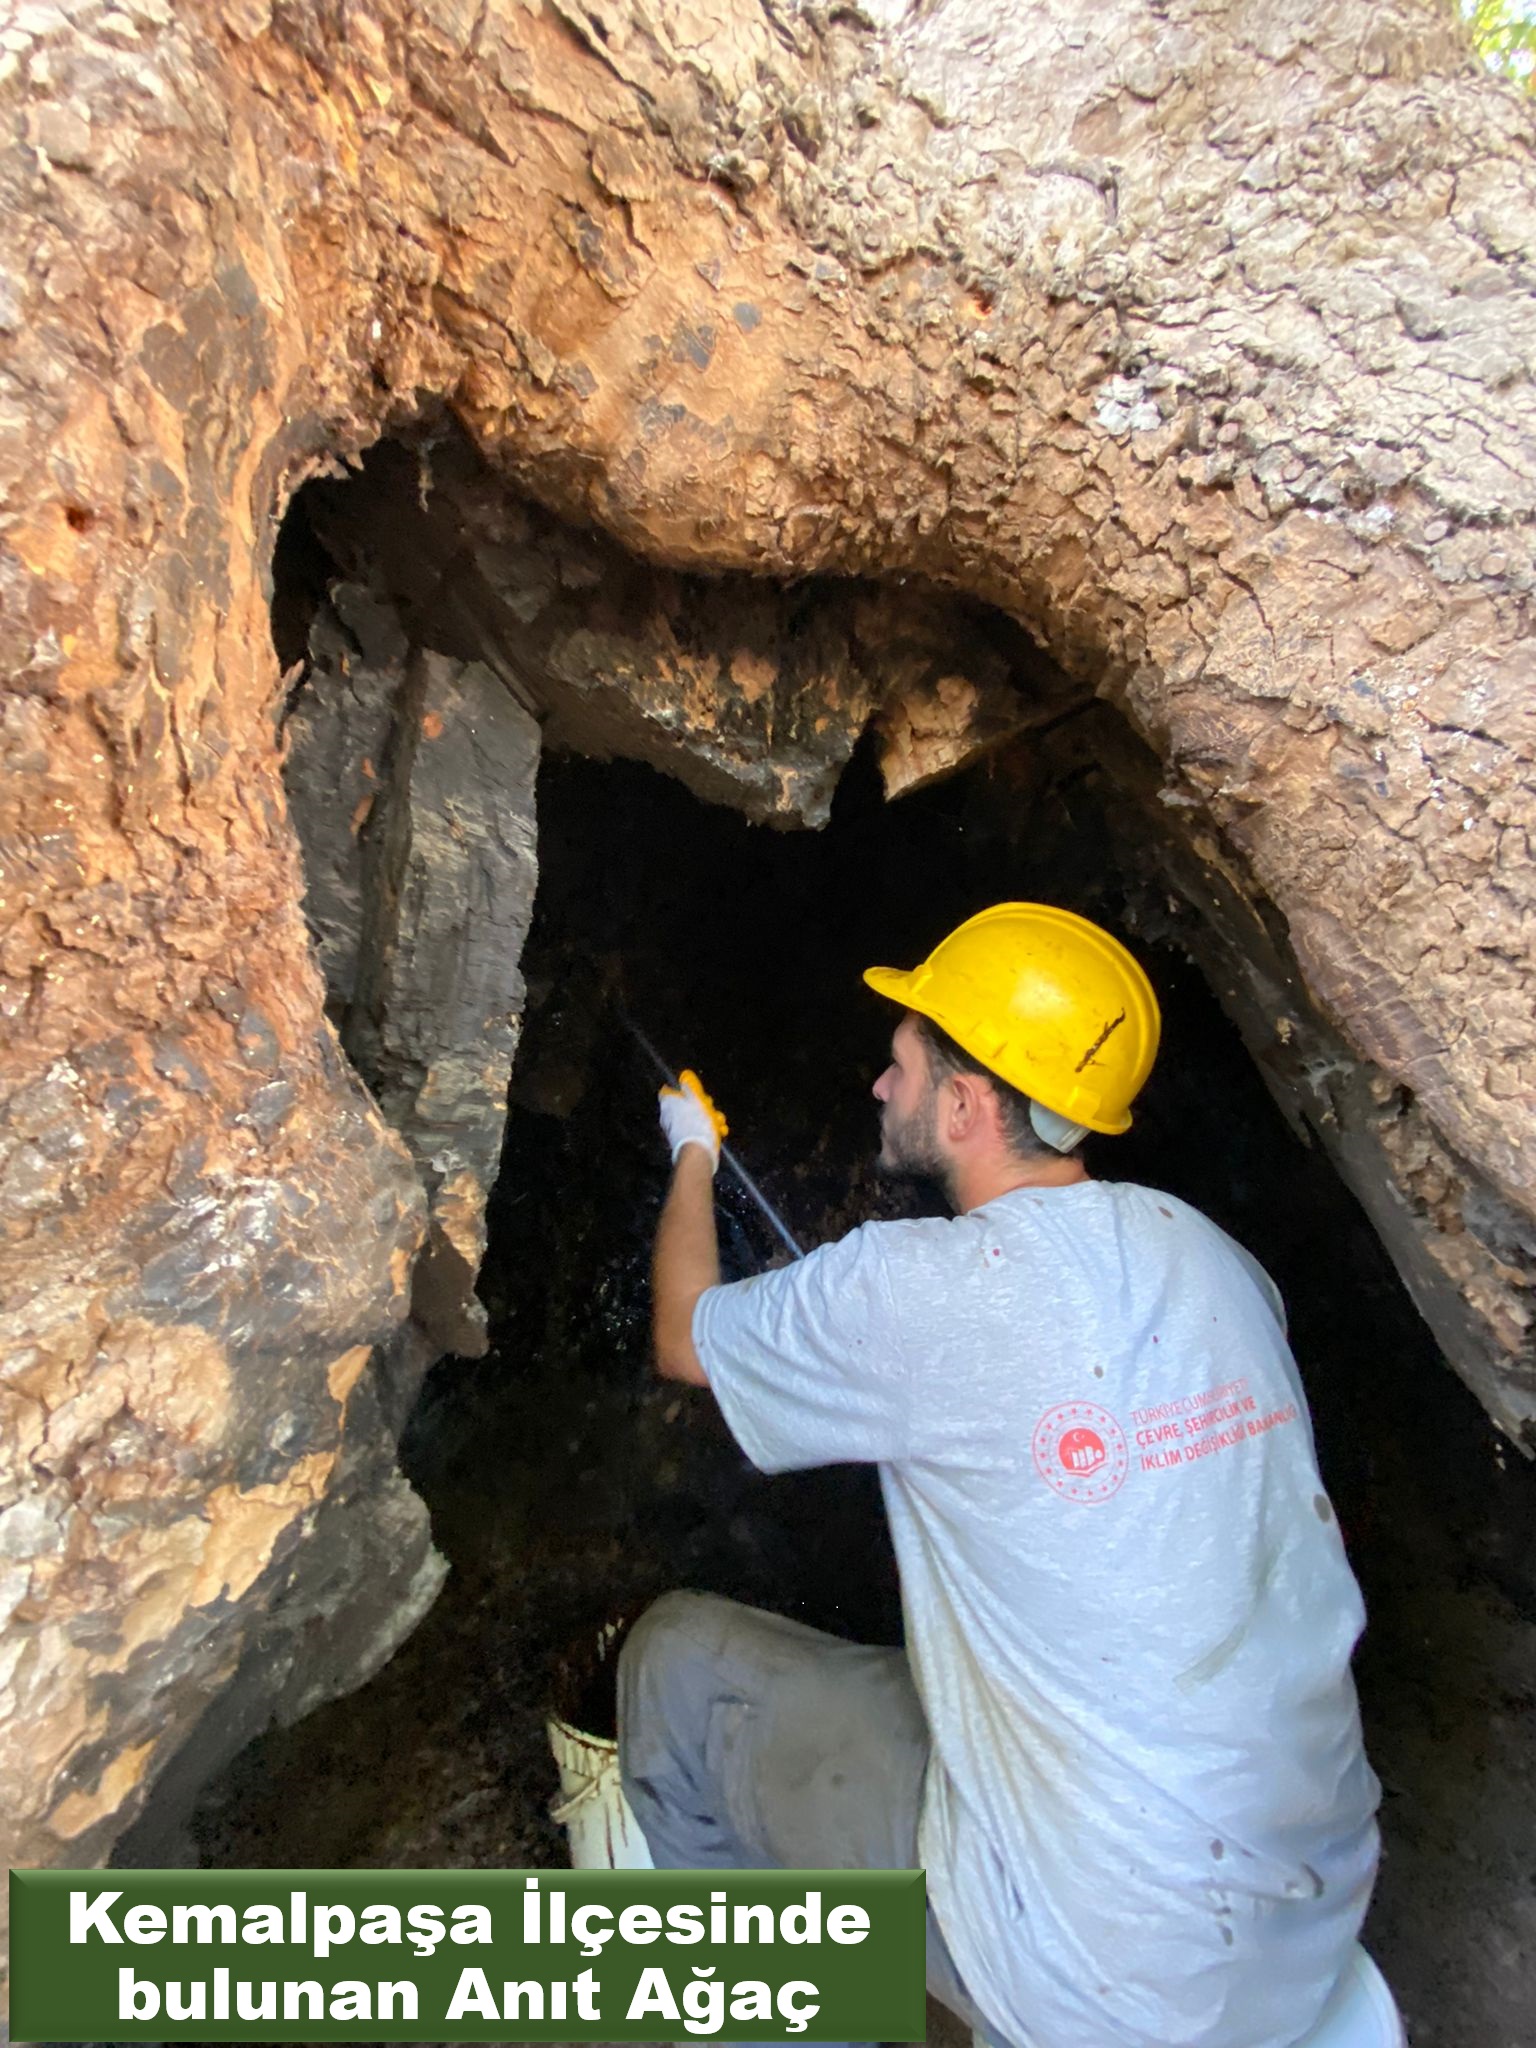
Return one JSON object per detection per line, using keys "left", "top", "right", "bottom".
{"left": 9, "top": 1868, "right": 928, "bottom": 2042}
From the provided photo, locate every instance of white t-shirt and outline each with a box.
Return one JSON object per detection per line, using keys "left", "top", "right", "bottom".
{"left": 693, "top": 1179, "right": 1381, "bottom": 2048}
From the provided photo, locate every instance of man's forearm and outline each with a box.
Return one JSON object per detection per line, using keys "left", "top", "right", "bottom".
{"left": 653, "top": 1147, "right": 720, "bottom": 1385}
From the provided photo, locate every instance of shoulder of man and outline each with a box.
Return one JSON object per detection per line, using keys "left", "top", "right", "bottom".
{"left": 718, "top": 1210, "right": 954, "bottom": 1307}
{"left": 1109, "top": 1181, "right": 1288, "bottom": 1331}
{"left": 834, "top": 1209, "right": 974, "bottom": 1269}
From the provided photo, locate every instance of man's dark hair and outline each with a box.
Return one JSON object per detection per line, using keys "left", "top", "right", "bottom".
{"left": 912, "top": 1014, "right": 1055, "bottom": 1159}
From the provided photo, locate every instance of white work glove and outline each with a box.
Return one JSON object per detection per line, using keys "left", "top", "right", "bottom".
{"left": 658, "top": 1069, "right": 728, "bottom": 1169}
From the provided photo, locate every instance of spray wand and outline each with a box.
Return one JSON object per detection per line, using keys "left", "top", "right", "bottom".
{"left": 623, "top": 1016, "right": 805, "bottom": 1260}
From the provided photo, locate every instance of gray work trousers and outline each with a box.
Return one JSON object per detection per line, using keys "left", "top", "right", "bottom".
{"left": 617, "top": 1590, "right": 1009, "bottom": 2048}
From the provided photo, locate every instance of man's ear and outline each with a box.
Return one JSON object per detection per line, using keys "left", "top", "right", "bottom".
{"left": 944, "top": 1070, "right": 983, "bottom": 1141}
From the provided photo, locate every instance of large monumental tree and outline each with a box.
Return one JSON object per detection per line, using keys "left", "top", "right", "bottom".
{"left": 1, "top": 0, "right": 1534, "bottom": 1949}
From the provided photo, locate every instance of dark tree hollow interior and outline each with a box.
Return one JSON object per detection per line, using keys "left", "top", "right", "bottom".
{"left": 189, "top": 731, "right": 1536, "bottom": 2037}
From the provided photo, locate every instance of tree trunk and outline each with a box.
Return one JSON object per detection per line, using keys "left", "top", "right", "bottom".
{"left": 2, "top": 0, "right": 1534, "bottom": 1921}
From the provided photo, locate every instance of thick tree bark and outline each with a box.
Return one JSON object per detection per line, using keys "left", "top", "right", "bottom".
{"left": 2, "top": 0, "right": 1535, "bottom": 1927}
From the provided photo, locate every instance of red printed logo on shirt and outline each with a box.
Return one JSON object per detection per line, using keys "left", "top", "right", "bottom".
{"left": 1033, "top": 1402, "right": 1129, "bottom": 1504}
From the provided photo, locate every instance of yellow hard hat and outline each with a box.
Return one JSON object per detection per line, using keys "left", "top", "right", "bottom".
{"left": 863, "top": 903, "right": 1160, "bottom": 1135}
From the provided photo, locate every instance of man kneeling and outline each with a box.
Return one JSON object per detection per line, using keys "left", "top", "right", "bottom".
{"left": 620, "top": 905, "right": 1381, "bottom": 2048}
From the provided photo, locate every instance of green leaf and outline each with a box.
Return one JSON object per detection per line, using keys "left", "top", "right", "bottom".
{"left": 1461, "top": 0, "right": 1536, "bottom": 86}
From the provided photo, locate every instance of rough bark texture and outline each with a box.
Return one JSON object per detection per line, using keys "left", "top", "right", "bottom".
{"left": 336, "top": 644, "right": 540, "bottom": 1357}
{"left": 284, "top": 581, "right": 543, "bottom": 1358}
{"left": 301, "top": 430, "right": 1051, "bottom": 824}
{"left": 3, "top": 0, "right": 1536, "bottom": 1938}
{"left": 281, "top": 580, "right": 411, "bottom": 1027}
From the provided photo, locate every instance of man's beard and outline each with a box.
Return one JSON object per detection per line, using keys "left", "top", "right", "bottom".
{"left": 876, "top": 1088, "right": 946, "bottom": 1183}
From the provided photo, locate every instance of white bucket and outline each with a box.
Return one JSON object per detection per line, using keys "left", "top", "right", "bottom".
{"left": 546, "top": 1712, "right": 654, "bottom": 1870}
{"left": 546, "top": 1619, "right": 653, "bottom": 1871}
